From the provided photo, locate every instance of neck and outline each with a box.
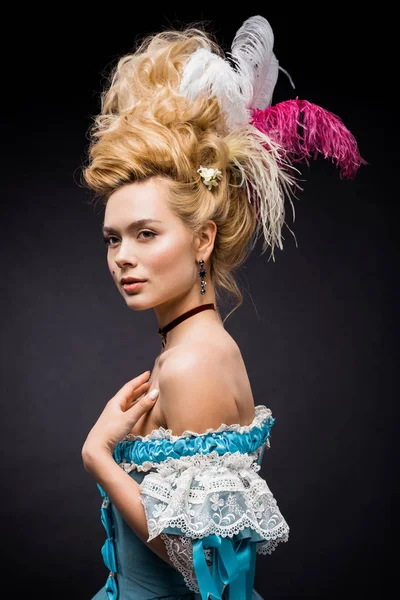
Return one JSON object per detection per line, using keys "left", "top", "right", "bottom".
{"left": 155, "top": 284, "right": 218, "bottom": 329}
{"left": 155, "top": 295, "right": 223, "bottom": 352}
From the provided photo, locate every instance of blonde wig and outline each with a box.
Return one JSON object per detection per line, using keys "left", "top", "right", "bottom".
{"left": 82, "top": 22, "right": 299, "bottom": 320}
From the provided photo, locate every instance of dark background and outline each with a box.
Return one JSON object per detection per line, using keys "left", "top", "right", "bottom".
{"left": 1, "top": 4, "right": 397, "bottom": 599}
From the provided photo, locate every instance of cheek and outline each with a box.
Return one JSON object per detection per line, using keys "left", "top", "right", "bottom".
{"left": 150, "top": 236, "right": 192, "bottom": 276}
{"left": 107, "top": 255, "right": 118, "bottom": 280}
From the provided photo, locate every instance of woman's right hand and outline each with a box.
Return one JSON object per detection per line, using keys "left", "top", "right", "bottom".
{"left": 81, "top": 370, "right": 159, "bottom": 460}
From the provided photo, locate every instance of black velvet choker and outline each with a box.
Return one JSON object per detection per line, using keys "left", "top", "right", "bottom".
{"left": 158, "top": 303, "right": 215, "bottom": 348}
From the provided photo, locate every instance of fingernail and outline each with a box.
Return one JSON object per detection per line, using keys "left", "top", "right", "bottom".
{"left": 148, "top": 389, "right": 159, "bottom": 400}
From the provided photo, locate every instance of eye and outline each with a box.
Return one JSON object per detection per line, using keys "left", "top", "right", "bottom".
{"left": 138, "top": 230, "right": 156, "bottom": 239}
{"left": 102, "top": 231, "right": 156, "bottom": 246}
{"left": 103, "top": 236, "right": 118, "bottom": 246}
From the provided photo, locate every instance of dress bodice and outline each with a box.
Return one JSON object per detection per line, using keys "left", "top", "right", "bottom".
{"left": 92, "top": 405, "right": 289, "bottom": 600}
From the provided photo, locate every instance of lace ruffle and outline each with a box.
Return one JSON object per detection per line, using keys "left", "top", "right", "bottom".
{"left": 121, "top": 404, "right": 272, "bottom": 443}
{"left": 256, "top": 537, "right": 289, "bottom": 555}
{"left": 159, "top": 532, "right": 287, "bottom": 593}
{"left": 118, "top": 445, "right": 265, "bottom": 474}
{"left": 160, "top": 532, "right": 213, "bottom": 593}
{"left": 139, "top": 450, "right": 290, "bottom": 543}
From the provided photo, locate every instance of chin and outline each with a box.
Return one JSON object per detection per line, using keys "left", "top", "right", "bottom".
{"left": 124, "top": 297, "right": 153, "bottom": 311}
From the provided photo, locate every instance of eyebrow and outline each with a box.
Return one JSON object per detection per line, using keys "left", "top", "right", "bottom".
{"left": 102, "top": 219, "right": 162, "bottom": 234}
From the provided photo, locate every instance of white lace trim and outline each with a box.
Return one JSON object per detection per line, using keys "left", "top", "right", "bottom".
{"left": 139, "top": 450, "right": 290, "bottom": 543}
{"left": 119, "top": 444, "right": 267, "bottom": 474}
{"left": 159, "top": 532, "right": 213, "bottom": 593}
{"left": 121, "top": 404, "right": 272, "bottom": 442}
{"left": 158, "top": 532, "right": 287, "bottom": 594}
{"left": 256, "top": 536, "right": 289, "bottom": 555}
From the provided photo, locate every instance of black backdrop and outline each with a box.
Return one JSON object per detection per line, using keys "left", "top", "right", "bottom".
{"left": 1, "top": 4, "right": 397, "bottom": 599}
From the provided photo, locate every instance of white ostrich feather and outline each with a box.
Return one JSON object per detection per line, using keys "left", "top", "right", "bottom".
{"left": 228, "top": 15, "right": 280, "bottom": 110}
{"left": 179, "top": 47, "right": 250, "bottom": 131}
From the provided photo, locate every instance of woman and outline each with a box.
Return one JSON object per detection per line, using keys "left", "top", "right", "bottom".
{"left": 81, "top": 15, "right": 364, "bottom": 600}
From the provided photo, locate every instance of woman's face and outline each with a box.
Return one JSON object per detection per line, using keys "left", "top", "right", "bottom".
{"left": 102, "top": 177, "right": 199, "bottom": 311}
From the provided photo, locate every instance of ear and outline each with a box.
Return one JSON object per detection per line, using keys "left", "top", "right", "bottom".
{"left": 195, "top": 220, "right": 217, "bottom": 260}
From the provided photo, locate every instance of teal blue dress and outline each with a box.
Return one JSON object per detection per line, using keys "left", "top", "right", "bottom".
{"left": 91, "top": 405, "right": 289, "bottom": 600}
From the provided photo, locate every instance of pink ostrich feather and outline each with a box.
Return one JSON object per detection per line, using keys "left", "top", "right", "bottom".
{"left": 251, "top": 99, "right": 366, "bottom": 179}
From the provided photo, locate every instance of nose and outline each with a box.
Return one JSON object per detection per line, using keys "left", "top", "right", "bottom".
{"left": 113, "top": 242, "right": 139, "bottom": 270}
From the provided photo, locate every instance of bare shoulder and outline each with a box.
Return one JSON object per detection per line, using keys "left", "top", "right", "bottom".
{"left": 157, "top": 339, "right": 244, "bottom": 436}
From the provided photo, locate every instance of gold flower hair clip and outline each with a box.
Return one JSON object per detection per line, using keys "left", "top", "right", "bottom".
{"left": 197, "top": 166, "right": 223, "bottom": 190}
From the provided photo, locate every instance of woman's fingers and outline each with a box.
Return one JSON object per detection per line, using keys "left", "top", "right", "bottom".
{"left": 123, "top": 381, "right": 150, "bottom": 411}
{"left": 130, "top": 389, "right": 159, "bottom": 415}
{"left": 111, "top": 371, "right": 160, "bottom": 423}
{"left": 115, "top": 371, "right": 151, "bottom": 409}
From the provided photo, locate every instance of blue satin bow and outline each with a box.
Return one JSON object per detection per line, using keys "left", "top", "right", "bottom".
{"left": 98, "top": 484, "right": 119, "bottom": 600}
{"left": 192, "top": 535, "right": 257, "bottom": 600}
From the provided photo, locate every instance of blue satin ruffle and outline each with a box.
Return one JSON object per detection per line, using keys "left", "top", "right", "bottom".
{"left": 113, "top": 415, "right": 275, "bottom": 467}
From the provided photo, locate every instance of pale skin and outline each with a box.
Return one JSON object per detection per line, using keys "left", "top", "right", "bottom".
{"left": 82, "top": 175, "right": 256, "bottom": 567}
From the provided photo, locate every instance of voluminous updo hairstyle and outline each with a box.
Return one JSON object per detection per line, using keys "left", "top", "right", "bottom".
{"left": 82, "top": 23, "right": 295, "bottom": 320}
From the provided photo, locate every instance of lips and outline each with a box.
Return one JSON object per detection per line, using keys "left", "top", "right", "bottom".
{"left": 122, "top": 280, "right": 146, "bottom": 293}
{"left": 121, "top": 278, "right": 146, "bottom": 284}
